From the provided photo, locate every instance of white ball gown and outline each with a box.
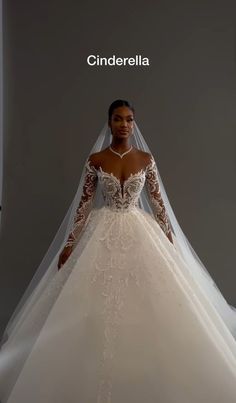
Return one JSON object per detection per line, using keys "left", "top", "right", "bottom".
{"left": 1, "top": 153, "right": 236, "bottom": 403}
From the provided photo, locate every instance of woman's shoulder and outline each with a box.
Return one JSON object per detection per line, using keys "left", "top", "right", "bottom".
{"left": 87, "top": 149, "right": 107, "bottom": 169}
{"left": 136, "top": 149, "right": 152, "bottom": 160}
{"left": 133, "top": 149, "right": 153, "bottom": 166}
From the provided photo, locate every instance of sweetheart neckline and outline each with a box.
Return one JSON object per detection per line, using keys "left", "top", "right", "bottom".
{"left": 86, "top": 155, "right": 154, "bottom": 190}
{"left": 97, "top": 166, "right": 146, "bottom": 187}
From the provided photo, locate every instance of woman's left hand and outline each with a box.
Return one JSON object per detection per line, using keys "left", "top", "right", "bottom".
{"left": 167, "top": 231, "right": 174, "bottom": 244}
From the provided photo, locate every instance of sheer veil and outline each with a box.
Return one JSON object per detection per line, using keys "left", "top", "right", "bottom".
{"left": 0, "top": 120, "right": 236, "bottom": 400}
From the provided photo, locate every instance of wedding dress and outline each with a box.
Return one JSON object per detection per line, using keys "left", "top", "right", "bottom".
{"left": 1, "top": 152, "right": 236, "bottom": 403}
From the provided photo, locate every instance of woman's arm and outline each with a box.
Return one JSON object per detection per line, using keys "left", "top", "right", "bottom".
{"left": 145, "top": 154, "right": 173, "bottom": 244}
{"left": 65, "top": 155, "right": 98, "bottom": 248}
{"left": 58, "top": 155, "right": 98, "bottom": 269}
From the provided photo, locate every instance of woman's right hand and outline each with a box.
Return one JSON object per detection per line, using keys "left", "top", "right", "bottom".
{"left": 57, "top": 245, "right": 74, "bottom": 270}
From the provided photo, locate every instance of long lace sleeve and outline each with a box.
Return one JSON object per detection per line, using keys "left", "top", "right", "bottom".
{"left": 145, "top": 154, "right": 172, "bottom": 239}
{"left": 64, "top": 157, "right": 98, "bottom": 249}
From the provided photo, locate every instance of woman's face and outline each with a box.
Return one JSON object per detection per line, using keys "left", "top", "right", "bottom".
{"left": 109, "top": 106, "right": 134, "bottom": 139}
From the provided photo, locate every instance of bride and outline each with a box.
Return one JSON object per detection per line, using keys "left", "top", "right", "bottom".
{"left": 1, "top": 99, "right": 236, "bottom": 403}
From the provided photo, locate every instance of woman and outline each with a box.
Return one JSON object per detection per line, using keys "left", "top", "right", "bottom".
{"left": 1, "top": 99, "right": 236, "bottom": 402}
{"left": 58, "top": 100, "right": 173, "bottom": 269}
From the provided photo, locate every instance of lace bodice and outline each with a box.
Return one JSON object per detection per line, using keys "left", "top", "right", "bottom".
{"left": 65, "top": 154, "right": 171, "bottom": 248}
{"left": 97, "top": 165, "right": 146, "bottom": 211}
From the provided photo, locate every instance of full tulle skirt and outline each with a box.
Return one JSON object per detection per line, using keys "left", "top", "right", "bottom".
{"left": 1, "top": 206, "right": 236, "bottom": 403}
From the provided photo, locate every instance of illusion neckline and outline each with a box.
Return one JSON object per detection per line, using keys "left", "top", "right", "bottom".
{"left": 86, "top": 154, "right": 154, "bottom": 188}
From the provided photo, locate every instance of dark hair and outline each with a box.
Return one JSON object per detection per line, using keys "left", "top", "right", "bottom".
{"left": 108, "top": 99, "right": 135, "bottom": 121}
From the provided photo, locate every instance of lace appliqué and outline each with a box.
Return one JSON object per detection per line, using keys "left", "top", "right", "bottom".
{"left": 85, "top": 158, "right": 171, "bottom": 402}
{"left": 65, "top": 158, "right": 98, "bottom": 248}
{"left": 62, "top": 155, "right": 171, "bottom": 402}
{"left": 145, "top": 155, "right": 171, "bottom": 237}
{"left": 97, "top": 166, "right": 146, "bottom": 211}
{"left": 90, "top": 213, "right": 143, "bottom": 403}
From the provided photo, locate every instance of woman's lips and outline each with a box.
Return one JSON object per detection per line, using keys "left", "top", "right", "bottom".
{"left": 119, "top": 130, "right": 129, "bottom": 133}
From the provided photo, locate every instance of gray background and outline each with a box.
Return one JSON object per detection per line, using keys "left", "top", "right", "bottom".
{"left": 0, "top": 0, "right": 235, "bottom": 337}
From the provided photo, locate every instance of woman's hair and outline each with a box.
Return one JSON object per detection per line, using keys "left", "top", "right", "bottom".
{"left": 108, "top": 99, "right": 135, "bottom": 121}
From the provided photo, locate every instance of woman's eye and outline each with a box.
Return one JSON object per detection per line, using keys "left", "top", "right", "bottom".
{"left": 113, "top": 117, "right": 133, "bottom": 122}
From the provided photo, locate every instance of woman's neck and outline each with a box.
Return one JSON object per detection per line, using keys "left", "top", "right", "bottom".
{"left": 110, "top": 138, "right": 131, "bottom": 152}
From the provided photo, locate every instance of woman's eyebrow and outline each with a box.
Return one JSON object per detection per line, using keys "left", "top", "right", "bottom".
{"left": 113, "top": 114, "right": 133, "bottom": 118}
